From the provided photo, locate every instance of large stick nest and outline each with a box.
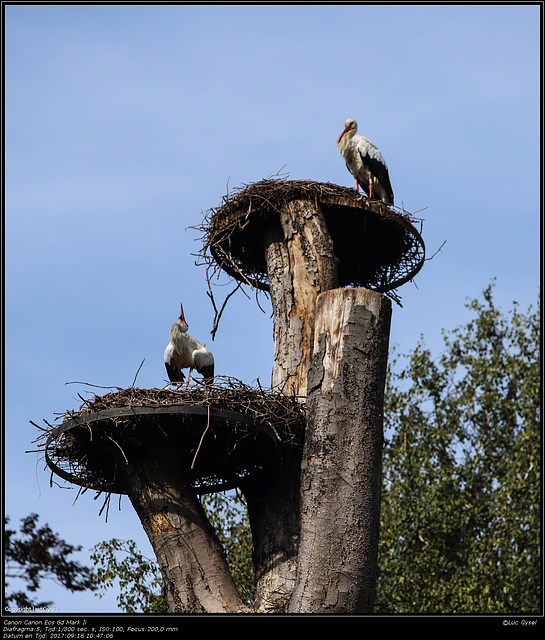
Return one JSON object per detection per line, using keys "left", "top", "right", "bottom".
{"left": 195, "top": 178, "right": 426, "bottom": 298}
{"left": 36, "top": 378, "right": 306, "bottom": 501}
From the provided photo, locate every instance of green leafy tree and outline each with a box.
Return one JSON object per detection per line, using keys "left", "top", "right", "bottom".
{"left": 200, "top": 491, "right": 254, "bottom": 605}
{"left": 376, "top": 284, "right": 540, "bottom": 613}
{"left": 90, "top": 539, "right": 167, "bottom": 613}
{"left": 4, "top": 513, "right": 97, "bottom": 609}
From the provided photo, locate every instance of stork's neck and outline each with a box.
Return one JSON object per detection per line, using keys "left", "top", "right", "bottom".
{"left": 170, "top": 321, "right": 188, "bottom": 342}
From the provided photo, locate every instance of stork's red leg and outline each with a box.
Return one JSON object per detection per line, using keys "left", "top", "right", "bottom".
{"left": 369, "top": 175, "right": 374, "bottom": 199}
{"left": 185, "top": 369, "right": 193, "bottom": 389}
{"left": 175, "top": 372, "right": 186, "bottom": 390}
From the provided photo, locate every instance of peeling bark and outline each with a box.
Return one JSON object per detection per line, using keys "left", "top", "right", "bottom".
{"left": 246, "top": 198, "right": 338, "bottom": 610}
{"left": 288, "top": 288, "right": 391, "bottom": 613}
{"left": 265, "top": 199, "right": 338, "bottom": 398}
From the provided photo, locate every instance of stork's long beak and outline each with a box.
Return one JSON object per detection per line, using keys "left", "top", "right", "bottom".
{"left": 178, "top": 302, "right": 186, "bottom": 323}
{"left": 337, "top": 126, "right": 349, "bottom": 144}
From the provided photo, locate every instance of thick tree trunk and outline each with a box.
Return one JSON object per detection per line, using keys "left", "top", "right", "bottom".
{"left": 244, "top": 198, "right": 338, "bottom": 611}
{"left": 113, "top": 193, "right": 392, "bottom": 614}
{"left": 288, "top": 288, "right": 392, "bottom": 613}
{"left": 55, "top": 183, "right": 402, "bottom": 614}
{"left": 265, "top": 198, "right": 338, "bottom": 398}
{"left": 119, "top": 431, "right": 248, "bottom": 613}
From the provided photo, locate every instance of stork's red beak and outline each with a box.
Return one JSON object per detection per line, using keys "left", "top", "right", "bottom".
{"left": 337, "top": 126, "right": 349, "bottom": 144}
{"left": 179, "top": 302, "right": 186, "bottom": 323}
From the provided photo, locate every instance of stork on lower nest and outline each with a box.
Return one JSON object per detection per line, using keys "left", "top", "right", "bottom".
{"left": 164, "top": 302, "right": 214, "bottom": 388}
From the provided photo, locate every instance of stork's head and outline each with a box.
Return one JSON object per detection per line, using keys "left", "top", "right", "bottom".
{"left": 177, "top": 302, "right": 189, "bottom": 332}
{"left": 337, "top": 118, "right": 358, "bottom": 144}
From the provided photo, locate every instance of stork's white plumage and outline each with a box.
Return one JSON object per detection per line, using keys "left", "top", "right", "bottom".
{"left": 337, "top": 118, "right": 394, "bottom": 204}
{"left": 164, "top": 303, "right": 214, "bottom": 388}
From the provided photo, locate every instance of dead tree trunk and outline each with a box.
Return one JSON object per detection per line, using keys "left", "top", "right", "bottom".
{"left": 240, "top": 198, "right": 339, "bottom": 612}
{"left": 289, "top": 288, "right": 392, "bottom": 613}
{"left": 45, "top": 181, "right": 424, "bottom": 614}
{"left": 119, "top": 433, "right": 248, "bottom": 613}
{"left": 264, "top": 198, "right": 338, "bottom": 398}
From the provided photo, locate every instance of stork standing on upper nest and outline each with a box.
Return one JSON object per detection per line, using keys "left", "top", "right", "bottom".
{"left": 164, "top": 303, "right": 214, "bottom": 388}
{"left": 337, "top": 118, "right": 394, "bottom": 205}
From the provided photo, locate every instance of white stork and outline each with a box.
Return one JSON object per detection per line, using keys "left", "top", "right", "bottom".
{"left": 164, "top": 302, "right": 214, "bottom": 388}
{"left": 337, "top": 118, "right": 394, "bottom": 204}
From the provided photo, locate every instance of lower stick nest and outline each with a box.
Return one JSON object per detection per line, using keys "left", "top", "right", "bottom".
{"left": 36, "top": 378, "right": 306, "bottom": 501}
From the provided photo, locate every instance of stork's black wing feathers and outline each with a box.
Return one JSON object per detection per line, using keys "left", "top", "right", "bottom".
{"left": 193, "top": 352, "right": 214, "bottom": 385}
{"left": 356, "top": 148, "right": 394, "bottom": 204}
{"left": 165, "top": 362, "right": 184, "bottom": 383}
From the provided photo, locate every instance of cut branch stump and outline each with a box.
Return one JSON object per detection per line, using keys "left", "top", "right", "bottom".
{"left": 264, "top": 197, "right": 338, "bottom": 398}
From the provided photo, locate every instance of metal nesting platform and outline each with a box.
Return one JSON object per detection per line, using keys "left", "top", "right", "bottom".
{"left": 45, "top": 404, "right": 281, "bottom": 495}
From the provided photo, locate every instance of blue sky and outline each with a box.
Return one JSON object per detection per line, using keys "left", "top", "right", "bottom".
{"left": 4, "top": 3, "right": 541, "bottom": 613}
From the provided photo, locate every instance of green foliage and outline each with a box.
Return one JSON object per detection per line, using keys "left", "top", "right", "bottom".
{"left": 90, "top": 539, "right": 167, "bottom": 613}
{"left": 4, "top": 513, "right": 97, "bottom": 609}
{"left": 200, "top": 491, "right": 254, "bottom": 606}
{"left": 376, "top": 284, "right": 540, "bottom": 613}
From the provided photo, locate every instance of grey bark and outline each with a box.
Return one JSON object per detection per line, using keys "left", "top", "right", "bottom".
{"left": 240, "top": 447, "right": 301, "bottom": 612}
{"left": 288, "top": 288, "right": 392, "bottom": 613}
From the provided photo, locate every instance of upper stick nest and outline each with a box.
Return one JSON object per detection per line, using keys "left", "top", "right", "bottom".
{"left": 38, "top": 378, "right": 306, "bottom": 497}
{"left": 196, "top": 178, "right": 425, "bottom": 295}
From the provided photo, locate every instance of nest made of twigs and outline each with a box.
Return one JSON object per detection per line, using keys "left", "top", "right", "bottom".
{"left": 37, "top": 378, "right": 306, "bottom": 499}
{"left": 195, "top": 178, "right": 426, "bottom": 297}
